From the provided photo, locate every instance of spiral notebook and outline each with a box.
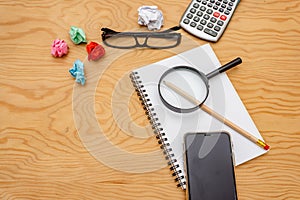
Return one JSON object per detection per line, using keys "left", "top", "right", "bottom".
{"left": 130, "top": 44, "right": 267, "bottom": 189}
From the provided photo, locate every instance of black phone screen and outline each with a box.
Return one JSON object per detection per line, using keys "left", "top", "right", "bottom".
{"left": 185, "top": 132, "right": 237, "bottom": 200}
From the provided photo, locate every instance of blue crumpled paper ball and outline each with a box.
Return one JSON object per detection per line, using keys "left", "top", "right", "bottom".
{"left": 69, "top": 59, "right": 86, "bottom": 85}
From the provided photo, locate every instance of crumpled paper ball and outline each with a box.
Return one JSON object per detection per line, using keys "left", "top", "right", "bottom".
{"left": 69, "top": 26, "right": 87, "bottom": 45}
{"left": 88, "top": 44, "right": 105, "bottom": 61}
{"left": 86, "top": 42, "right": 105, "bottom": 61}
{"left": 69, "top": 59, "right": 86, "bottom": 85}
{"left": 86, "top": 42, "right": 99, "bottom": 54}
{"left": 138, "top": 5, "right": 164, "bottom": 31}
{"left": 51, "top": 39, "right": 68, "bottom": 57}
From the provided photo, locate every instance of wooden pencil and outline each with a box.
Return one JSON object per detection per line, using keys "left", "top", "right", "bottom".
{"left": 164, "top": 81, "right": 270, "bottom": 150}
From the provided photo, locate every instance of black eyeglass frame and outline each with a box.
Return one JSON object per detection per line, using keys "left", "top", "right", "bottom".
{"left": 101, "top": 26, "right": 182, "bottom": 49}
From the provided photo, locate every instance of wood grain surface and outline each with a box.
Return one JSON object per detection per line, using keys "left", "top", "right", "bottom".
{"left": 1, "top": 0, "right": 300, "bottom": 199}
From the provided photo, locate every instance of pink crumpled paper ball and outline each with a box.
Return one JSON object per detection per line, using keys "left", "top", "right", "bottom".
{"left": 51, "top": 39, "right": 69, "bottom": 57}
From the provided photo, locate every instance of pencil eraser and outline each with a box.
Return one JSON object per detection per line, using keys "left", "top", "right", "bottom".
{"left": 264, "top": 144, "right": 270, "bottom": 150}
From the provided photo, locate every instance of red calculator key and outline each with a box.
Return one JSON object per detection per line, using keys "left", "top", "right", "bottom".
{"left": 213, "top": 12, "right": 220, "bottom": 18}
{"left": 220, "top": 15, "right": 227, "bottom": 21}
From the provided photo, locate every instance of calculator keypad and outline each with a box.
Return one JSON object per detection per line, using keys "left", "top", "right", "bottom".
{"left": 181, "top": 0, "right": 238, "bottom": 41}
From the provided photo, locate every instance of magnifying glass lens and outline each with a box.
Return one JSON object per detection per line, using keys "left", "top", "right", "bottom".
{"left": 159, "top": 68, "right": 208, "bottom": 111}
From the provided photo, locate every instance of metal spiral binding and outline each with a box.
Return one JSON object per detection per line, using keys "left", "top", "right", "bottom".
{"left": 130, "top": 72, "right": 186, "bottom": 189}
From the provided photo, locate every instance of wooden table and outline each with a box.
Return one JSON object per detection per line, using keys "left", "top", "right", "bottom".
{"left": 1, "top": 0, "right": 300, "bottom": 199}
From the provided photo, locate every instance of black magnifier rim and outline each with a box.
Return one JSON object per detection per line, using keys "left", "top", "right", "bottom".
{"left": 158, "top": 66, "right": 210, "bottom": 113}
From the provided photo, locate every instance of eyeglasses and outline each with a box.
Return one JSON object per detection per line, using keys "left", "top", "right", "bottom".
{"left": 101, "top": 26, "right": 181, "bottom": 49}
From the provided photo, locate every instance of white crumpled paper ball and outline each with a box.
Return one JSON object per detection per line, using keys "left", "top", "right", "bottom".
{"left": 138, "top": 6, "right": 164, "bottom": 31}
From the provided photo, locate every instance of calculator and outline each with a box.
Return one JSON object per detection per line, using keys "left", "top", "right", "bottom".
{"left": 180, "top": 0, "right": 240, "bottom": 42}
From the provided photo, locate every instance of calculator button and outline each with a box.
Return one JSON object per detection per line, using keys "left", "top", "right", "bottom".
{"left": 227, "top": 6, "right": 232, "bottom": 11}
{"left": 213, "top": 12, "right": 220, "bottom": 18}
{"left": 197, "top": 11, "right": 203, "bottom": 17}
{"left": 224, "top": 10, "right": 230, "bottom": 15}
{"left": 210, "top": 0, "right": 215, "bottom": 3}
{"left": 204, "top": 14, "right": 210, "bottom": 20}
{"left": 223, "top": 0, "right": 228, "bottom": 4}
{"left": 200, "top": 6, "right": 206, "bottom": 11}
{"left": 219, "top": 8, "right": 224, "bottom": 12}
{"left": 204, "top": 28, "right": 217, "bottom": 37}
{"left": 197, "top": 25, "right": 204, "bottom": 30}
{"left": 207, "top": 23, "right": 214, "bottom": 28}
{"left": 183, "top": 19, "right": 190, "bottom": 24}
{"left": 190, "top": 22, "right": 197, "bottom": 27}
{"left": 207, "top": 9, "right": 213, "bottom": 14}
{"left": 187, "top": 13, "right": 193, "bottom": 19}
{"left": 220, "top": 15, "right": 227, "bottom": 20}
{"left": 214, "top": 26, "right": 221, "bottom": 31}
{"left": 221, "top": 4, "right": 226, "bottom": 8}
{"left": 208, "top": 3, "right": 213, "bottom": 7}
{"left": 217, "top": 20, "right": 224, "bottom": 26}
{"left": 216, "top": 1, "right": 221, "bottom": 6}
{"left": 193, "top": 16, "right": 200, "bottom": 22}
{"left": 213, "top": 5, "right": 218, "bottom": 10}
{"left": 193, "top": 3, "right": 200, "bottom": 8}
{"left": 210, "top": 17, "right": 217, "bottom": 23}
{"left": 229, "top": 2, "right": 234, "bottom": 6}
{"left": 190, "top": 8, "right": 196, "bottom": 13}
{"left": 200, "top": 19, "right": 207, "bottom": 25}
{"left": 202, "top": 1, "right": 207, "bottom": 5}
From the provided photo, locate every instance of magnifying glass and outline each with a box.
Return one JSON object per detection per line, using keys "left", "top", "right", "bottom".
{"left": 158, "top": 57, "right": 242, "bottom": 113}
{"left": 157, "top": 57, "right": 270, "bottom": 150}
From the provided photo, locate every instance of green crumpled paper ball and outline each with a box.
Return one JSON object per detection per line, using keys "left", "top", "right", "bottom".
{"left": 69, "top": 26, "right": 87, "bottom": 45}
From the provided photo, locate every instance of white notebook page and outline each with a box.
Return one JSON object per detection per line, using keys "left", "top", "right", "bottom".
{"left": 132, "top": 44, "right": 267, "bottom": 184}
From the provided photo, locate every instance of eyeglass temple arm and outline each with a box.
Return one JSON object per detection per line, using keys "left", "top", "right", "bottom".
{"left": 101, "top": 28, "right": 121, "bottom": 36}
{"left": 101, "top": 28, "right": 121, "bottom": 41}
{"left": 101, "top": 28, "right": 121, "bottom": 34}
{"left": 160, "top": 26, "right": 181, "bottom": 33}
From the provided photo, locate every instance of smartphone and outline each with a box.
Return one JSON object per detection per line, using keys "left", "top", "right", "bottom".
{"left": 184, "top": 132, "right": 238, "bottom": 200}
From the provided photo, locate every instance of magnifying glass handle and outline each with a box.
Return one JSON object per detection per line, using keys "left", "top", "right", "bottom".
{"left": 206, "top": 57, "right": 242, "bottom": 79}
